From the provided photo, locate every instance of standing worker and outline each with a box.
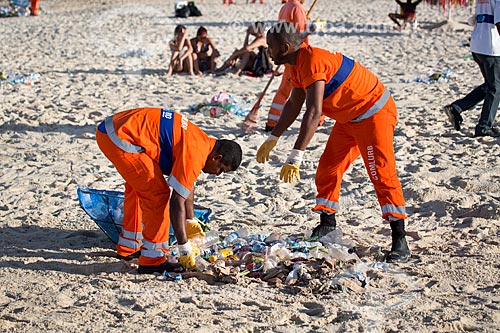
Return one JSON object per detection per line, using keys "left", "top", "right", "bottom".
{"left": 96, "top": 108, "right": 242, "bottom": 273}
{"left": 443, "top": 0, "right": 500, "bottom": 138}
{"left": 265, "top": 0, "right": 310, "bottom": 132}
{"left": 257, "top": 23, "right": 410, "bottom": 263}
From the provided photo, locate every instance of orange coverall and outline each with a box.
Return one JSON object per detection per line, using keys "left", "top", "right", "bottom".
{"left": 96, "top": 108, "right": 216, "bottom": 266}
{"left": 266, "top": 0, "right": 309, "bottom": 129}
{"left": 289, "top": 45, "right": 407, "bottom": 222}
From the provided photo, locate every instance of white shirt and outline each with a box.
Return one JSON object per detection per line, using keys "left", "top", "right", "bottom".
{"left": 470, "top": 0, "right": 500, "bottom": 56}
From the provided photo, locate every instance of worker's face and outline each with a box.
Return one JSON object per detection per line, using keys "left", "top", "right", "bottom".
{"left": 203, "top": 154, "right": 232, "bottom": 175}
{"left": 266, "top": 34, "right": 287, "bottom": 65}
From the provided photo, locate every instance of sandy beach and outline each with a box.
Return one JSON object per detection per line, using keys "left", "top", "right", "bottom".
{"left": 1, "top": 0, "right": 500, "bottom": 331}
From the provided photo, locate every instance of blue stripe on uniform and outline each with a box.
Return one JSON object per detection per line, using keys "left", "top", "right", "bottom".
{"left": 323, "top": 55, "right": 355, "bottom": 99}
{"left": 159, "top": 109, "right": 174, "bottom": 175}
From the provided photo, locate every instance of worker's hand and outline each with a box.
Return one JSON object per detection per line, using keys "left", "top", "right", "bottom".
{"left": 256, "top": 135, "right": 279, "bottom": 163}
{"left": 186, "top": 218, "right": 205, "bottom": 240}
{"left": 280, "top": 164, "right": 301, "bottom": 183}
{"left": 178, "top": 241, "right": 200, "bottom": 269}
{"left": 279, "top": 149, "right": 305, "bottom": 183}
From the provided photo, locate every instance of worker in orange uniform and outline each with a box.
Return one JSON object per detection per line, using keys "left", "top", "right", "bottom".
{"left": 30, "top": 0, "right": 40, "bottom": 16}
{"left": 96, "top": 108, "right": 242, "bottom": 274}
{"left": 265, "top": 0, "right": 309, "bottom": 132}
{"left": 257, "top": 23, "right": 410, "bottom": 263}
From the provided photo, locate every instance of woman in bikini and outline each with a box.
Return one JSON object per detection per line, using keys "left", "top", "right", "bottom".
{"left": 190, "top": 26, "right": 220, "bottom": 75}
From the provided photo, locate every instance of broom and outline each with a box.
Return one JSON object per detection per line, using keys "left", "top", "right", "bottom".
{"left": 241, "top": 0, "right": 320, "bottom": 133}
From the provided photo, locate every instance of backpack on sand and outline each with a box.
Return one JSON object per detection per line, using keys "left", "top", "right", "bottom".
{"left": 250, "top": 46, "right": 273, "bottom": 77}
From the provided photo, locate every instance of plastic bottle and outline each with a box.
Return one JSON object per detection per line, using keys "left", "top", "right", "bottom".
{"left": 251, "top": 241, "right": 267, "bottom": 254}
{"left": 319, "top": 228, "right": 343, "bottom": 245}
{"left": 190, "top": 230, "right": 219, "bottom": 250}
{"left": 195, "top": 255, "right": 209, "bottom": 271}
{"left": 224, "top": 227, "right": 248, "bottom": 245}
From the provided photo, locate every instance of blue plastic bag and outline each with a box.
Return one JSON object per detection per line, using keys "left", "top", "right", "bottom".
{"left": 77, "top": 187, "right": 212, "bottom": 245}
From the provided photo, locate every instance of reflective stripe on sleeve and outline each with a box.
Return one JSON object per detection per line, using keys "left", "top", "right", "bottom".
{"left": 168, "top": 175, "right": 191, "bottom": 198}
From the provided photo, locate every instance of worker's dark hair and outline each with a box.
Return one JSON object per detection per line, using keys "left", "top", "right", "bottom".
{"left": 267, "top": 22, "right": 302, "bottom": 48}
{"left": 174, "top": 25, "right": 186, "bottom": 35}
{"left": 214, "top": 139, "right": 242, "bottom": 171}
{"left": 197, "top": 26, "right": 208, "bottom": 36}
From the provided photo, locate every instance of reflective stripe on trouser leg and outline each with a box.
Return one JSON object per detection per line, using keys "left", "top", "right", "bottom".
{"left": 96, "top": 130, "right": 171, "bottom": 267}
{"left": 266, "top": 69, "right": 293, "bottom": 127}
{"left": 354, "top": 97, "right": 406, "bottom": 221}
{"left": 313, "top": 123, "right": 361, "bottom": 214}
{"left": 116, "top": 182, "right": 144, "bottom": 256}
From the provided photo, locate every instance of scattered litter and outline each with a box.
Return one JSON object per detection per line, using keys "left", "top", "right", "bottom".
{"left": 0, "top": 0, "right": 31, "bottom": 17}
{"left": 168, "top": 227, "right": 392, "bottom": 295}
{"left": 0, "top": 71, "right": 41, "bottom": 85}
{"left": 401, "top": 68, "right": 458, "bottom": 84}
{"left": 119, "top": 48, "right": 152, "bottom": 58}
{"left": 189, "top": 91, "right": 253, "bottom": 118}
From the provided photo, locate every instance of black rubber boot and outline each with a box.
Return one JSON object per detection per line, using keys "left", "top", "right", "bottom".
{"left": 138, "top": 262, "right": 185, "bottom": 274}
{"left": 386, "top": 219, "right": 410, "bottom": 263}
{"left": 311, "top": 213, "right": 337, "bottom": 239}
{"left": 116, "top": 251, "right": 141, "bottom": 261}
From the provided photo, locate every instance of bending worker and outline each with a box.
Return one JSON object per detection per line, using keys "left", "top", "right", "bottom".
{"left": 257, "top": 22, "right": 410, "bottom": 263}
{"left": 96, "top": 108, "right": 242, "bottom": 274}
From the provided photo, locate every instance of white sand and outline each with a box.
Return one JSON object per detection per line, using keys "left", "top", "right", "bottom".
{"left": 1, "top": 0, "right": 500, "bottom": 331}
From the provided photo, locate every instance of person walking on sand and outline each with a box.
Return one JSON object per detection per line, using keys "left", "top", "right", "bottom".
{"left": 96, "top": 107, "right": 242, "bottom": 273}
{"left": 443, "top": 0, "right": 500, "bottom": 138}
{"left": 388, "top": 0, "right": 422, "bottom": 31}
{"left": 256, "top": 22, "right": 410, "bottom": 263}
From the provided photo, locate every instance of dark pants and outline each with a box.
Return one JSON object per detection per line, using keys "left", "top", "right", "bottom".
{"left": 451, "top": 52, "right": 500, "bottom": 130}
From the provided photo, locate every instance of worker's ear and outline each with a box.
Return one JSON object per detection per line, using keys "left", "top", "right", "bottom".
{"left": 282, "top": 41, "right": 294, "bottom": 56}
{"left": 209, "top": 152, "right": 223, "bottom": 161}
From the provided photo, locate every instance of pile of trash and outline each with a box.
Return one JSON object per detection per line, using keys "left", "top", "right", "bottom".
{"left": 163, "top": 227, "right": 389, "bottom": 294}
{"left": 401, "top": 68, "right": 458, "bottom": 84}
{"left": 0, "top": 71, "right": 41, "bottom": 85}
{"left": 189, "top": 91, "right": 253, "bottom": 118}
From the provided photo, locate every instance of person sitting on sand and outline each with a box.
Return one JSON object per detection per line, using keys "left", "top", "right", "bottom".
{"left": 167, "top": 25, "right": 196, "bottom": 77}
{"left": 190, "top": 26, "right": 221, "bottom": 75}
{"left": 388, "top": 0, "right": 422, "bottom": 31}
{"left": 215, "top": 22, "right": 269, "bottom": 76}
